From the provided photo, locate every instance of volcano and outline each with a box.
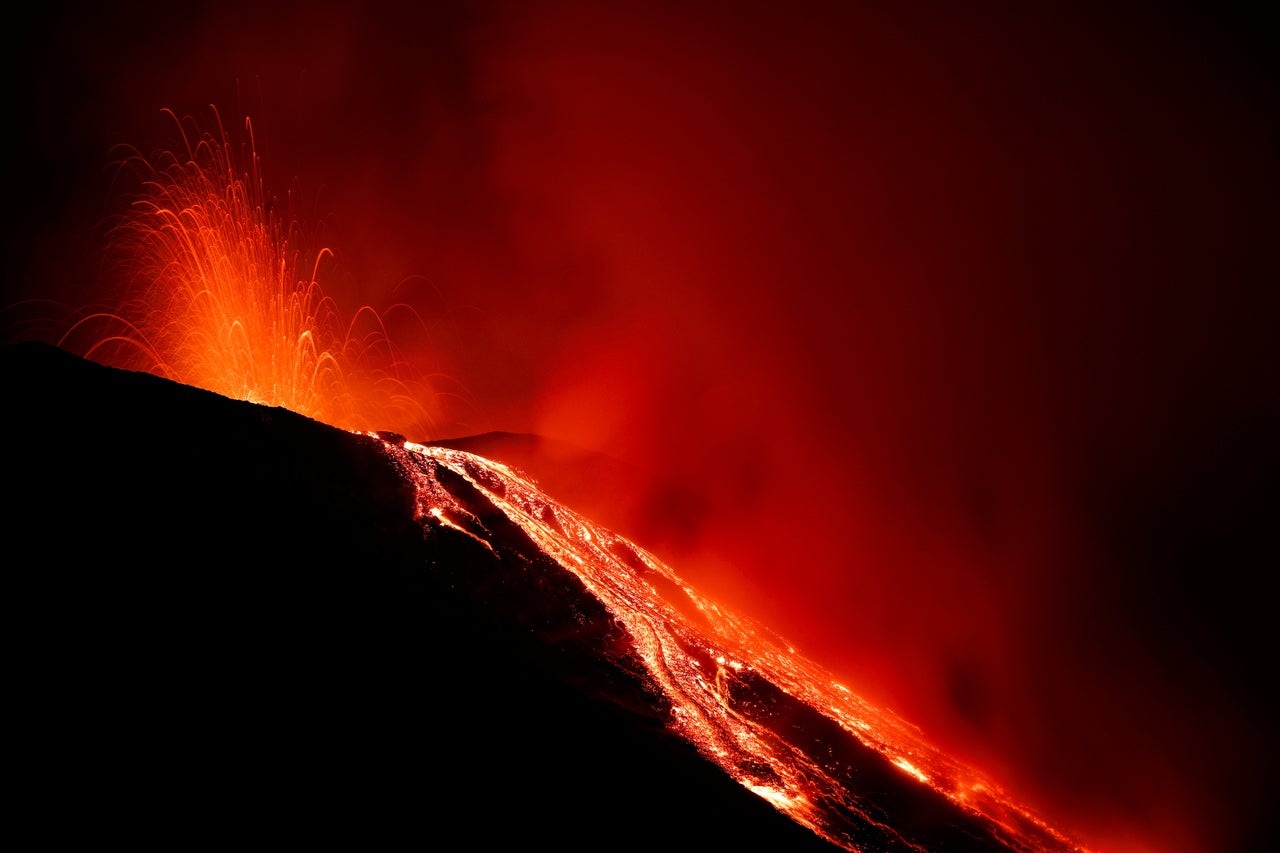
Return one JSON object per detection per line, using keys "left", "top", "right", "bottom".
{"left": 4, "top": 341, "right": 1096, "bottom": 851}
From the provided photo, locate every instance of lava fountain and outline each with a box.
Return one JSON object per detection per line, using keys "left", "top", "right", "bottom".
{"left": 59, "top": 107, "right": 438, "bottom": 438}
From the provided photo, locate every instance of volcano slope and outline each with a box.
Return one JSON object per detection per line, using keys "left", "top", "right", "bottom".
{"left": 5, "top": 342, "right": 1087, "bottom": 851}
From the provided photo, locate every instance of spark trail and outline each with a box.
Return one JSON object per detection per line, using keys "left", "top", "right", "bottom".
{"left": 59, "top": 108, "right": 438, "bottom": 438}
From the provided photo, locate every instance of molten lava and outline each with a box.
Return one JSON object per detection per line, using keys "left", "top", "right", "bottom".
{"left": 60, "top": 107, "right": 437, "bottom": 437}
{"left": 384, "top": 439, "right": 1093, "bottom": 853}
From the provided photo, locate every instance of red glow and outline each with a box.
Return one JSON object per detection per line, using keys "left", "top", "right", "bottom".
{"left": 4, "top": 4, "right": 1277, "bottom": 852}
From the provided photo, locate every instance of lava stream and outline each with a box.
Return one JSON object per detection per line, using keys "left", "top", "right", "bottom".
{"left": 384, "top": 438, "right": 1092, "bottom": 853}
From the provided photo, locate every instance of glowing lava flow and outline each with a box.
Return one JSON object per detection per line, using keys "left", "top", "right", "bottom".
{"left": 381, "top": 439, "right": 1094, "bottom": 853}
{"left": 60, "top": 108, "right": 437, "bottom": 437}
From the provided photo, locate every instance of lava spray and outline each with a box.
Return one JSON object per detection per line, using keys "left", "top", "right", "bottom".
{"left": 60, "top": 106, "right": 440, "bottom": 438}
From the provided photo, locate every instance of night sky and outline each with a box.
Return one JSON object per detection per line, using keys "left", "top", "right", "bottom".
{"left": 5, "top": 3, "right": 1277, "bottom": 852}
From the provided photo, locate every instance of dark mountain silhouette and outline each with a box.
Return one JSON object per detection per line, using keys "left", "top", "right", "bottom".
{"left": 5, "top": 342, "right": 1089, "bottom": 851}
{"left": 5, "top": 341, "right": 840, "bottom": 849}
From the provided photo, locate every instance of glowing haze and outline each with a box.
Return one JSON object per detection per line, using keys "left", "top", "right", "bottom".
{"left": 4, "top": 4, "right": 1277, "bottom": 853}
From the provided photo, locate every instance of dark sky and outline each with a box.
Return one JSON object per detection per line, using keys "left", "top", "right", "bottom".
{"left": 5, "top": 3, "right": 1278, "bottom": 852}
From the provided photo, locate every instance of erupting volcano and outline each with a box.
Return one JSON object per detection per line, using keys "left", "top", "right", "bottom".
{"left": 6, "top": 5, "right": 1278, "bottom": 852}
{"left": 5, "top": 339, "right": 1090, "bottom": 852}
{"left": 7, "top": 107, "right": 1094, "bottom": 851}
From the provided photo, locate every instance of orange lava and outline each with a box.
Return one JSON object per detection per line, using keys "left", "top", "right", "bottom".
{"left": 61, "top": 107, "right": 438, "bottom": 437}
{"left": 390, "top": 440, "right": 1095, "bottom": 853}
